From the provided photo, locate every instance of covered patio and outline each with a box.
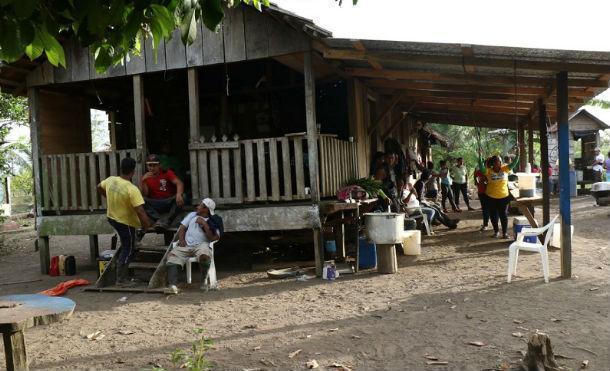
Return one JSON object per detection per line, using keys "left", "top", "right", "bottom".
{"left": 314, "top": 39, "right": 610, "bottom": 278}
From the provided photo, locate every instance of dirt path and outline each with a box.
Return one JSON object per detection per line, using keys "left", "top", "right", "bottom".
{"left": 0, "top": 196, "right": 608, "bottom": 370}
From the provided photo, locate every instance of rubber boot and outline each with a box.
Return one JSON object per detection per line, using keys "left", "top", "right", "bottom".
{"left": 116, "top": 264, "right": 137, "bottom": 287}
{"left": 164, "top": 264, "right": 180, "bottom": 294}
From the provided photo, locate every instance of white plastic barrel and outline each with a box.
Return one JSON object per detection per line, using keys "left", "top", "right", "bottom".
{"left": 401, "top": 230, "right": 421, "bottom": 255}
{"left": 364, "top": 212, "right": 405, "bottom": 244}
{"left": 515, "top": 172, "right": 539, "bottom": 198}
{"left": 550, "top": 224, "right": 574, "bottom": 248}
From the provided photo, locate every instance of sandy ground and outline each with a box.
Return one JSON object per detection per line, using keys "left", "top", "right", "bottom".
{"left": 0, "top": 196, "right": 608, "bottom": 371}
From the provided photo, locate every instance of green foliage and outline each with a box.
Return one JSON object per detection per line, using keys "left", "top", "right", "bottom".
{"left": 429, "top": 123, "right": 518, "bottom": 172}
{"left": 11, "top": 166, "right": 32, "bottom": 195}
{"left": 0, "top": 93, "right": 28, "bottom": 124}
{"left": 168, "top": 328, "right": 214, "bottom": 371}
{"left": 1, "top": 93, "right": 29, "bottom": 176}
{"left": 345, "top": 177, "right": 388, "bottom": 199}
{"left": 586, "top": 99, "right": 610, "bottom": 109}
{"left": 0, "top": 0, "right": 271, "bottom": 73}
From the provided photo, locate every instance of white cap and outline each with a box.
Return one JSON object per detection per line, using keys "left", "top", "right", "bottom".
{"left": 201, "top": 198, "right": 215, "bottom": 215}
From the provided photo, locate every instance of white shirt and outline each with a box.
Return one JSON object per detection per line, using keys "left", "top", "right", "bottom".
{"left": 180, "top": 212, "right": 211, "bottom": 246}
{"left": 593, "top": 154, "right": 604, "bottom": 172}
{"left": 402, "top": 190, "right": 420, "bottom": 209}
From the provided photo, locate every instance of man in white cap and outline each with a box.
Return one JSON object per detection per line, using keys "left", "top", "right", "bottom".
{"left": 592, "top": 147, "right": 604, "bottom": 183}
{"left": 164, "top": 197, "right": 222, "bottom": 294}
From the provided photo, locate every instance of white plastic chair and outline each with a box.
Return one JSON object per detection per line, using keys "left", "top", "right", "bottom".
{"left": 507, "top": 215, "right": 559, "bottom": 283}
{"left": 186, "top": 240, "right": 219, "bottom": 290}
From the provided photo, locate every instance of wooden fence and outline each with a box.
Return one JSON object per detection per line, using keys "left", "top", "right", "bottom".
{"left": 189, "top": 134, "right": 358, "bottom": 204}
{"left": 39, "top": 149, "right": 142, "bottom": 212}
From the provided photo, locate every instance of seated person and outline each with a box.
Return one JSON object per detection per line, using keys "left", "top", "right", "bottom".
{"left": 140, "top": 154, "right": 185, "bottom": 230}
{"left": 165, "top": 198, "right": 222, "bottom": 294}
{"left": 402, "top": 183, "right": 435, "bottom": 226}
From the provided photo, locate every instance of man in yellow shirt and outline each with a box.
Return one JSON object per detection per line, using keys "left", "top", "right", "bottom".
{"left": 98, "top": 157, "right": 151, "bottom": 286}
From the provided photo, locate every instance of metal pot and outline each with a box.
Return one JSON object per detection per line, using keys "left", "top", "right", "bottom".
{"left": 364, "top": 212, "right": 405, "bottom": 244}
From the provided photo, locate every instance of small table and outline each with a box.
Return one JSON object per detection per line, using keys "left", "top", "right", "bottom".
{"left": 510, "top": 196, "right": 544, "bottom": 228}
{"left": 0, "top": 294, "right": 75, "bottom": 371}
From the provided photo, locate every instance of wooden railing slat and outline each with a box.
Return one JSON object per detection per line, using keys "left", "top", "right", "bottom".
{"left": 256, "top": 140, "right": 268, "bottom": 201}
{"left": 98, "top": 153, "right": 108, "bottom": 208}
{"left": 51, "top": 156, "right": 60, "bottom": 212}
{"left": 293, "top": 138, "right": 305, "bottom": 198}
{"left": 244, "top": 141, "right": 255, "bottom": 201}
{"left": 197, "top": 150, "right": 209, "bottom": 198}
{"left": 190, "top": 150, "right": 200, "bottom": 201}
{"left": 78, "top": 154, "right": 88, "bottom": 209}
{"left": 69, "top": 154, "right": 77, "bottom": 209}
{"left": 233, "top": 146, "right": 243, "bottom": 203}
{"left": 60, "top": 155, "right": 69, "bottom": 210}
{"left": 41, "top": 156, "right": 50, "bottom": 210}
{"left": 89, "top": 153, "right": 98, "bottom": 209}
{"left": 280, "top": 137, "right": 292, "bottom": 200}
{"left": 209, "top": 149, "right": 220, "bottom": 198}
{"left": 221, "top": 149, "right": 231, "bottom": 198}
{"left": 269, "top": 138, "right": 280, "bottom": 201}
{"left": 109, "top": 151, "right": 117, "bottom": 176}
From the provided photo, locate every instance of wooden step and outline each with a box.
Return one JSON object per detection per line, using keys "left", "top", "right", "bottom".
{"left": 137, "top": 245, "right": 168, "bottom": 252}
{"left": 129, "top": 262, "right": 159, "bottom": 270}
{"left": 84, "top": 286, "right": 165, "bottom": 294}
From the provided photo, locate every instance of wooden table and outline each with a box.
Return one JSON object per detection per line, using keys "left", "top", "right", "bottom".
{"left": 0, "top": 294, "right": 75, "bottom": 371}
{"left": 510, "top": 196, "right": 544, "bottom": 228}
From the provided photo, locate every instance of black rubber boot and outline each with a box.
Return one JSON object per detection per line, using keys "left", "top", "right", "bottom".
{"left": 116, "top": 264, "right": 137, "bottom": 287}
{"left": 166, "top": 263, "right": 180, "bottom": 286}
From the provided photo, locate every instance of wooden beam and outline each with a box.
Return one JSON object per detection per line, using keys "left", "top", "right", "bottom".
{"left": 345, "top": 67, "right": 609, "bottom": 88}
{"left": 528, "top": 122, "right": 535, "bottom": 165}
{"left": 461, "top": 44, "right": 476, "bottom": 74}
{"left": 367, "top": 93, "right": 404, "bottom": 135}
{"left": 538, "top": 99, "right": 550, "bottom": 228}
{"left": 381, "top": 113, "right": 407, "bottom": 141}
{"left": 415, "top": 102, "right": 531, "bottom": 115}
{"left": 556, "top": 71, "right": 571, "bottom": 279}
{"left": 366, "top": 79, "right": 593, "bottom": 96}
{"left": 304, "top": 50, "right": 320, "bottom": 203}
{"left": 351, "top": 40, "right": 383, "bottom": 70}
{"left": 324, "top": 48, "right": 610, "bottom": 74}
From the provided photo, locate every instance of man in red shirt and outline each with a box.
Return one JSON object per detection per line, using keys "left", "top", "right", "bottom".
{"left": 140, "top": 154, "right": 185, "bottom": 230}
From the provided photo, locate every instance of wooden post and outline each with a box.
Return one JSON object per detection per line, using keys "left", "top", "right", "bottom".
{"left": 109, "top": 111, "right": 117, "bottom": 151}
{"left": 527, "top": 120, "right": 535, "bottom": 165}
{"left": 3, "top": 330, "right": 28, "bottom": 371}
{"left": 556, "top": 71, "right": 571, "bottom": 279}
{"left": 518, "top": 124, "right": 526, "bottom": 171}
{"left": 28, "top": 88, "right": 42, "bottom": 218}
{"left": 538, "top": 99, "right": 550, "bottom": 227}
{"left": 133, "top": 75, "right": 146, "bottom": 181}
{"left": 39, "top": 236, "right": 50, "bottom": 274}
{"left": 89, "top": 235, "right": 99, "bottom": 266}
{"left": 304, "top": 49, "right": 323, "bottom": 276}
{"left": 188, "top": 68, "right": 200, "bottom": 201}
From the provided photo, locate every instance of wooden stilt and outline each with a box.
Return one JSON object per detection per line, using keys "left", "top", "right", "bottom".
{"left": 538, "top": 99, "right": 550, "bottom": 227}
{"left": 3, "top": 330, "right": 28, "bottom": 371}
{"left": 38, "top": 237, "right": 50, "bottom": 274}
{"left": 89, "top": 235, "right": 99, "bottom": 266}
{"left": 313, "top": 228, "right": 324, "bottom": 277}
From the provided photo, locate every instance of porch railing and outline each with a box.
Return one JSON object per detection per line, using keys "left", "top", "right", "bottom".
{"left": 39, "top": 149, "right": 143, "bottom": 212}
{"left": 189, "top": 134, "right": 358, "bottom": 205}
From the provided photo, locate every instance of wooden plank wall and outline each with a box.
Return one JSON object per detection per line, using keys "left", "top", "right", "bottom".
{"left": 29, "top": 5, "right": 310, "bottom": 87}
{"left": 39, "top": 149, "right": 142, "bottom": 213}
{"left": 39, "top": 90, "right": 91, "bottom": 155}
{"left": 318, "top": 136, "right": 358, "bottom": 197}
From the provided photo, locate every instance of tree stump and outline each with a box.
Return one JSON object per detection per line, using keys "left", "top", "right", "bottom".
{"left": 521, "top": 333, "right": 561, "bottom": 371}
{"left": 376, "top": 244, "right": 397, "bottom": 274}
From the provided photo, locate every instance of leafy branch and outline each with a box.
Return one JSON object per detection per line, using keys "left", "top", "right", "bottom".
{"left": 586, "top": 99, "right": 610, "bottom": 109}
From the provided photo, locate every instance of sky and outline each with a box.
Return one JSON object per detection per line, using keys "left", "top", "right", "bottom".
{"left": 275, "top": 0, "right": 610, "bottom": 51}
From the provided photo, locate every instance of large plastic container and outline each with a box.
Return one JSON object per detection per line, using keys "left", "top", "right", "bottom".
{"left": 401, "top": 230, "right": 421, "bottom": 255}
{"left": 550, "top": 223, "right": 574, "bottom": 248}
{"left": 358, "top": 237, "right": 377, "bottom": 269}
{"left": 513, "top": 217, "right": 538, "bottom": 243}
{"left": 364, "top": 212, "right": 405, "bottom": 244}
{"left": 515, "top": 173, "right": 539, "bottom": 198}
{"left": 569, "top": 170, "right": 577, "bottom": 197}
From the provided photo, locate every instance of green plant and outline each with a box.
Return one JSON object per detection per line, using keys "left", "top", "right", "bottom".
{"left": 345, "top": 177, "right": 388, "bottom": 199}
{"left": 169, "top": 328, "right": 214, "bottom": 371}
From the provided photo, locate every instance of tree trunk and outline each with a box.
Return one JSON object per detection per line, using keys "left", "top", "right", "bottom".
{"left": 521, "top": 334, "right": 561, "bottom": 371}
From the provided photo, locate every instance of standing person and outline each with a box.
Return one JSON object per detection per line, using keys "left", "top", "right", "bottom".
{"left": 98, "top": 157, "right": 152, "bottom": 287}
{"left": 374, "top": 152, "right": 400, "bottom": 211}
{"left": 592, "top": 147, "right": 605, "bottom": 183}
{"left": 473, "top": 158, "right": 490, "bottom": 231}
{"left": 414, "top": 161, "right": 432, "bottom": 201}
{"left": 604, "top": 151, "right": 610, "bottom": 182}
{"left": 478, "top": 150, "right": 520, "bottom": 239}
{"left": 140, "top": 154, "right": 185, "bottom": 230}
{"left": 439, "top": 160, "right": 458, "bottom": 213}
{"left": 450, "top": 157, "right": 474, "bottom": 211}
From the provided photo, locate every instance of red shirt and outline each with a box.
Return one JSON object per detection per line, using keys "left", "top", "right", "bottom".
{"left": 474, "top": 169, "right": 487, "bottom": 194}
{"left": 144, "top": 169, "right": 177, "bottom": 199}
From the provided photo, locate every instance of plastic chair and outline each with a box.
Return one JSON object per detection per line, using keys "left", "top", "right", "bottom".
{"left": 507, "top": 215, "right": 559, "bottom": 283}
{"left": 186, "top": 240, "right": 219, "bottom": 290}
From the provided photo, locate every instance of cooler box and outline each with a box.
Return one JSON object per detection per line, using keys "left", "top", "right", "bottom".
{"left": 513, "top": 217, "right": 538, "bottom": 243}
{"left": 358, "top": 237, "right": 377, "bottom": 269}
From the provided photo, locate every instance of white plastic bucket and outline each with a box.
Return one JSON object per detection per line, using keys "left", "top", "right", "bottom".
{"left": 550, "top": 224, "right": 574, "bottom": 248}
{"left": 364, "top": 212, "right": 405, "bottom": 244}
{"left": 401, "top": 230, "right": 421, "bottom": 255}
{"left": 515, "top": 173, "right": 539, "bottom": 198}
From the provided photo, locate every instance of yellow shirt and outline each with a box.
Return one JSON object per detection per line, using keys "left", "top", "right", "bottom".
{"left": 100, "top": 176, "right": 145, "bottom": 228}
{"left": 485, "top": 165, "right": 511, "bottom": 199}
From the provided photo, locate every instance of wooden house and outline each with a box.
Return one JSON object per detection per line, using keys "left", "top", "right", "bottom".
{"left": 1, "top": 3, "right": 609, "bottom": 277}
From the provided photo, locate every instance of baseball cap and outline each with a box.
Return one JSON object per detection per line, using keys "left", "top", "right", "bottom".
{"left": 146, "top": 154, "right": 160, "bottom": 163}
{"left": 201, "top": 198, "right": 216, "bottom": 215}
